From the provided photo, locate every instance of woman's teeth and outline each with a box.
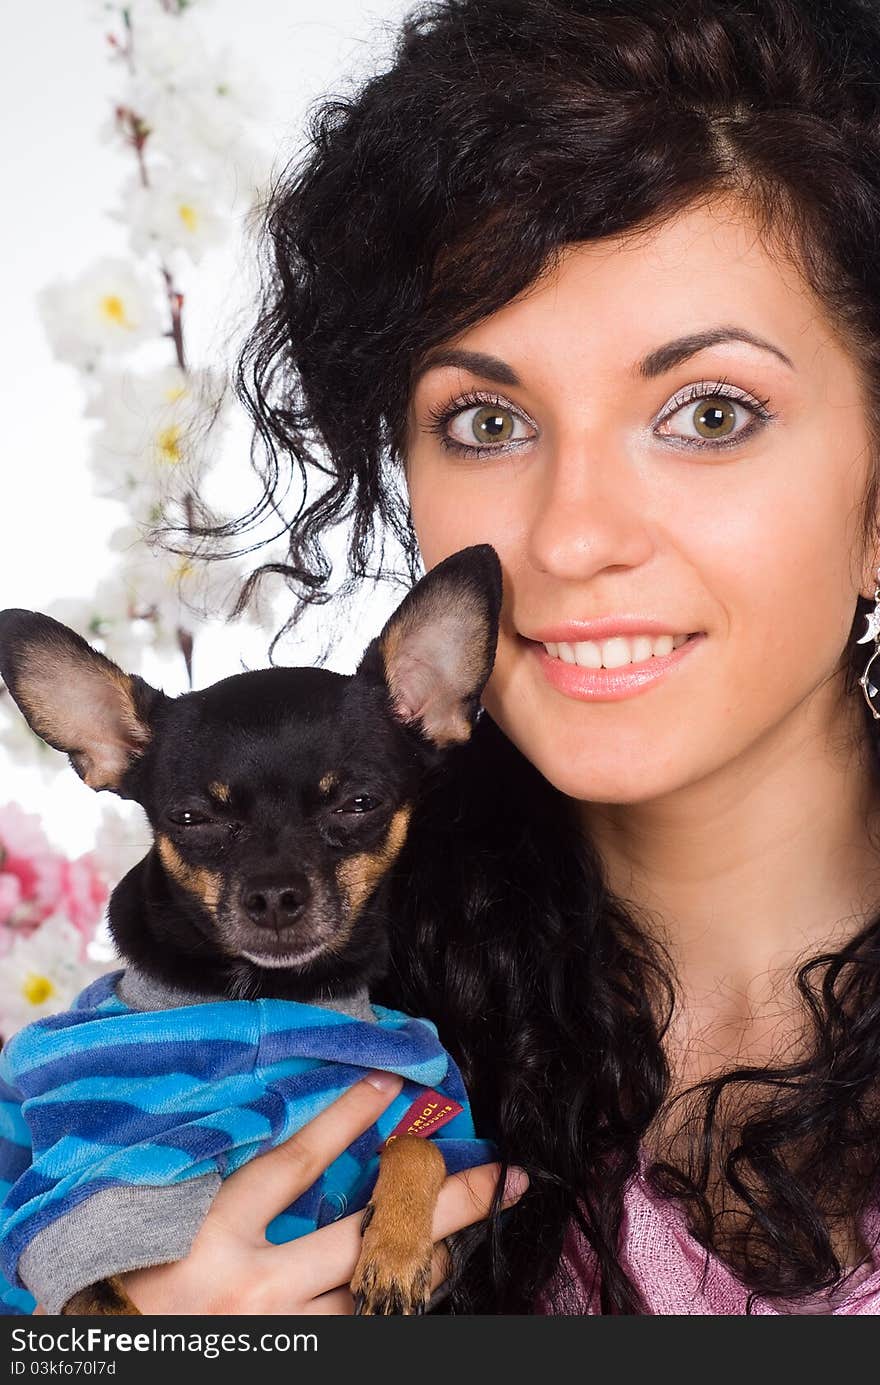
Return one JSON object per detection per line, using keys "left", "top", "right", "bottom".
{"left": 542, "top": 633, "right": 691, "bottom": 668}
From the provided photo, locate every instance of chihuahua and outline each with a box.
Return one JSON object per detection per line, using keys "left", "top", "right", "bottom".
{"left": 0, "top": 542, "right": 502, "bottom": 1315}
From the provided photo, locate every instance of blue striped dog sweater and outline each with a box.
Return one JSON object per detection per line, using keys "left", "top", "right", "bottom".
{"left": 0, "top": 968, "right": 495, "bottom": 1314}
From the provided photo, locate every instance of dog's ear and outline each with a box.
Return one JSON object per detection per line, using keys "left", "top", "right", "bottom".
{"left": 356, "top": 544, "right": 502, "bottom": 747}
{"left": 0, "top": 609, "right": 166, "bottom": 794}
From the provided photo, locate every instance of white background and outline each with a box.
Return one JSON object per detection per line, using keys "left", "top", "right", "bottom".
{"left": 0, "top": 0, "right": 419, "bottom": 855}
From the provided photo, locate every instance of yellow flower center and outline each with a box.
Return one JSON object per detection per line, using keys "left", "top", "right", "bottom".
{"left": 170, "top": 559, "right": 196, "bottom": 585}
{"left": 178, "top": 203, "right": 199, "bottom": 233}
{"left": 100, "top": 294, "right": 130, "bottom": 327}
{"left": 157, "top": 425, "right": 182, "bottom": 464}
{"left": 22, "top": 972, "right": 55, "bottom": 1006}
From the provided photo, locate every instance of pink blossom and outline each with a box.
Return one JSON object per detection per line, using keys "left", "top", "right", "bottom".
{"left": 58, "top": 853, "right": 110, "bottom": 955}
{"left": 0, "top": 804, "right": 109, "bottom": 959}
{"left": 0, "top": 803, "right": 64, "bottom": 928}
{"left": 0, "top": 872, "right": 22, "bottom": 921}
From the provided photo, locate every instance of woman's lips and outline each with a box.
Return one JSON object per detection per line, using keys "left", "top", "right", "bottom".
{"left": 525, "top": 632, "right": 706, "bottom": 701}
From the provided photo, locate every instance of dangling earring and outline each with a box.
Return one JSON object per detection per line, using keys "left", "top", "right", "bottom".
{"left": 857, "top": 565, "right": 880, "bottom": 719}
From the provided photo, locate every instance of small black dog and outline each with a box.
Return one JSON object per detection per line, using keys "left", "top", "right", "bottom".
{"left": 0, "top": 542, "right": 502, "bottom": 1315}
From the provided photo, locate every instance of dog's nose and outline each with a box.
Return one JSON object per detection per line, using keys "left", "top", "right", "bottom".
{"left": 241, "top": 873, "right": 311, "bottom": 929}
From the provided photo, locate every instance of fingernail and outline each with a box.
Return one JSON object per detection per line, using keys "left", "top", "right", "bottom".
{"left": 503, "top": 1167, "right": 529, "bottom": 1201}
{"left": 363, "top": 1068, "right": 403, "bottom": 1092}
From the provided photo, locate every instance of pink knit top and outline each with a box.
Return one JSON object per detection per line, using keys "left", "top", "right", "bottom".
{"left": 533, "top": 1159, "right": 880, "bottom": 1315}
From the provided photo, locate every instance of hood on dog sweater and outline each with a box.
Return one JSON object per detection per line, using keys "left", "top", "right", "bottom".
{"left": 0, "top": 968, "right": 495, "bottom": 1315}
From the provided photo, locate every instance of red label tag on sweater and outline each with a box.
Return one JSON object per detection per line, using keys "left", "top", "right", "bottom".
{"left": 384, "top": 1089, "right": 463, "bottom": 1144}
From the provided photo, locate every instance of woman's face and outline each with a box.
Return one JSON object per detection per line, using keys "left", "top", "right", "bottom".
{"left": 404, "top": 196, "right": 876, "bottom": 804}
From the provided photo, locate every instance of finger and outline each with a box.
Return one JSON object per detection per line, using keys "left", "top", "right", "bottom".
{"left": 430, "top": 1161, "right": 528, "bottom": 1241}
{"left": 211, "top": 1071, "right": 404, "bottom": 1236}
{"left": 307, "top": 1287, "right": 357, "bottom": 1315}
{"left": 273, "top": 1161, "right": 526, "bottom": 1300}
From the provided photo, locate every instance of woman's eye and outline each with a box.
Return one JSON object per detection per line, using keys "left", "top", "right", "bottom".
{"left": 449, "top": 403, "right": 530, "bottom": 448}
{"left": 168, "top": 809, "right": 213, "bottom": 827}
{"left": 654, "top": 380, "right": 774, "bottom": 450}
{"left": 424, "top": 390, "right": 535, "bottom": 458}
{"left": 663, "top": 395, "right": 742, "bottom": 442}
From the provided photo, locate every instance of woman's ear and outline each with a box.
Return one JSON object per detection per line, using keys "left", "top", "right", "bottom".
{"left": 0, "top": 608, "right": 166, "bottom": 793}
{"left": 355, "top": 543, "right": 502, "bottom": 748}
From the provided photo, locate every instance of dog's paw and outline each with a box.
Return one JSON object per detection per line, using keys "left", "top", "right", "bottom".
{"left": 349, "top": 1134, "right": 447, "bottom": 1315}
{"left": 350, "top": 1220, "right": 433, "bottom": 1315}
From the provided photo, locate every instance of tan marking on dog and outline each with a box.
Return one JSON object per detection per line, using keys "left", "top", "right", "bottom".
{"left": 208, "top": 781, "right": 231, "bottom": 803}
{"left": 336, "top": 804, "right": 412, "bottom": 924}
{"left": 319, "top": 772, "right": 338, "bottom": 794}
{"left": 157, "top": 835, "right": 221, "bottom": 913}
{"left": 350, "top": 1134, "right": 447, "bottom": 1314}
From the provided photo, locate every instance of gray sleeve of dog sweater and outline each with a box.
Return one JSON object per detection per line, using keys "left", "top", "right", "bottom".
{"left": 16, "top": 969, "right": 228, "bottom": 1313}
{"left": 18, "top": 1176, "right": 221, "bottom": 1316}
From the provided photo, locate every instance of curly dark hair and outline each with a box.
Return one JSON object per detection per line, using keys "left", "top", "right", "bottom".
{"left": 186, "top": 0, "right": 880, "bottom": 1312}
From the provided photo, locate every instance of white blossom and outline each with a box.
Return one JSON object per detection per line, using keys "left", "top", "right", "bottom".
{"left": 128, "top": 13, "right": 266, "bottom": 156}
{"left": 109, "top": 521, "right": 254, "bottom": 631}
{"left": 37, "top": 258, "right": 164, "bottom": 371}
{"left": 118, "top": 168, "right": 228, "bottom": 264}
{"left": 43, "top": 585, "right": 161, "bottom": 674}
{"left": 133, "top": 17, "right": 261, "bottom": 123}
{"left": 96, "top": 4, "right": 272, "bottom": 203}
{"left": 0, "top": 914, "right": 112, "bottom": 1041}
{"left": 85, "top": 363, "right": 229, "bottom": 514}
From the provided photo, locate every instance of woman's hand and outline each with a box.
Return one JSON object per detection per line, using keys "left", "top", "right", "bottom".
{"left": 97, "top": 1070, "right": 528, "bottom": 1315}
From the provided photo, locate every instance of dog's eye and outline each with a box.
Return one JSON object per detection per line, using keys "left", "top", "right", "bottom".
{"left": 334, "top": 795, "right": 382, "bottom": 815}
{"left": 167, "top": 809, "right": 214, "bottom": 827}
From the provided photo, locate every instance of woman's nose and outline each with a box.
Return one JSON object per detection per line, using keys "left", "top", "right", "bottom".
{"left": 525, "top": 435, "right": 654, "bottom": 579}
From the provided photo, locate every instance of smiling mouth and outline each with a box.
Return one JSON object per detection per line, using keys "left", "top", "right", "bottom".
{"left": 523, "top": 631, "right": 704, "bottom": 670}
{"left": 521, "top": 630, "right": 707, "bottom": 702}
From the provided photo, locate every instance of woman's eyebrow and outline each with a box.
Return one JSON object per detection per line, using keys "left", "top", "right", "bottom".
{"left": 637, "top": 327, "right": 795, "bottom": 378}
{"left": 412, "top": 348, "right": 521, "bottom": 387}
{"left": 412, "top": 328, "right": 794, "bottom": 389}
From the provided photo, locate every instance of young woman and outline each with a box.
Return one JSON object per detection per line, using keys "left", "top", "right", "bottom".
{"left": 113, "top": 0, "right": 880, "bottom": 1314}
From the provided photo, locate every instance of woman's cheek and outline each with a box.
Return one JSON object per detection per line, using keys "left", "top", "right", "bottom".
{"left": 408, "top": 462, "right": 522, "bottom": 571}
